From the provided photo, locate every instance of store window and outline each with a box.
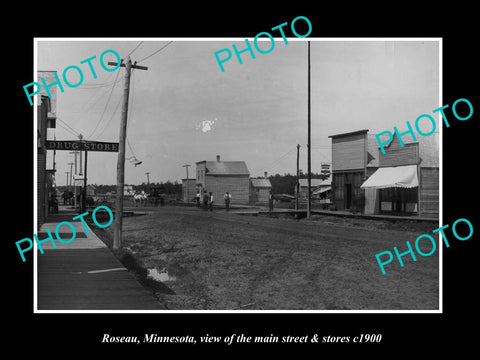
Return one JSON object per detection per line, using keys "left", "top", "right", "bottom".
{"left": 334, "top": 174, "right": 344, "bottom": 200}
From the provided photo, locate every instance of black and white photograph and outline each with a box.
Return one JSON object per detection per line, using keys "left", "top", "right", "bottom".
{"left": 33, "top": 38, "right": 441, "bottom": 311}
{"left": 7, "top": 8, "right": 478, "bottom": 355}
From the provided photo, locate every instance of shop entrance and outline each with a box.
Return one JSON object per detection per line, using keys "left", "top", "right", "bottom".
{"left": 345, "top": 184, "right": 352, "bottom": 209}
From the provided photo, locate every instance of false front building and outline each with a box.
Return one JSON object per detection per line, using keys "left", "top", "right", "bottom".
{"left": 329, "top": 130, "right": 378, "bottom": 212}
{"left": 361, "top": 130, "right": 439, "bottom": 219}
{"left": 329, "top": 129, "right": 439, "bottom": 219}
{"left": 196, "top": 155, "right": 250, "bottom": 205}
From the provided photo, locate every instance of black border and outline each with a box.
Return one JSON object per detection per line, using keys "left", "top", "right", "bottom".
{"left": 8, "top": 6, "right": 478, "bottom": 355}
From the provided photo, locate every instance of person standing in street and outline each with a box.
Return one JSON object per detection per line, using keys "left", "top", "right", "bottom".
{"left": 224, "top": 191, "right": 231, "bottom": 211}
{"left": 209, "top": 192, "right": 214, "bottom": 211}
{"left": 196, "top": 190, "right": 200, "bottom": 207}
{"left": 268, "top": 190, "right": 274, "bottom": 214}
{"left": 203, "top": 190, "right": 209, "bottom": 210}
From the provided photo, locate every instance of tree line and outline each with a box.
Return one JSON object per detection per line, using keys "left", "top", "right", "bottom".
{"left": 56, "top": 172, "right": 329, "bottom": 196}
{"left": 57, "top": 181, "right": 182, "bottom": 195}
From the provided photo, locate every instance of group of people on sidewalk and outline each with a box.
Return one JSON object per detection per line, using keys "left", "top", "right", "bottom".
{"left": 193, "top": 189, "right": 275, "bottom": 213}
{"left": 195, "top": 190, "right": 232, "bottom": 211}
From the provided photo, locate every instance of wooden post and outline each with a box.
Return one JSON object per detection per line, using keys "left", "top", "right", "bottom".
{"left": 78, "top": 134, "right": 83, "bottom": 176}
{"left": 113, "top": 57, "right": 132, "bottom": 250}
{"left": 296, "top": 144, "right": 300, "bottom": 212}
{"left": 183, "top": 164, "right": 190, "bottom": 203}
{"left": 112, "top": 57, "right": 148, "bottom": 250}
{"left": 307, "top": 40, "right": 312, "bottom": 219}
{"left": 83, "top": 149, "right": 88, "bottom": 212}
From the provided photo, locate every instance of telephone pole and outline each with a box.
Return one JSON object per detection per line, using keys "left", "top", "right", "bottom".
{"left": 78, "top": 134, "right": 83, "bottom": 175}
{"left": 183, "top": 164, "right": 190, "bottom": 203}
{"left": 307, "top": 40, "right": 312, "bottom": 219}
{"left": 68, "top": 157, "right": 77, "bottom": 208}
{"left": 295, "top": 144, "right": 300, "bottom": 212}
{"left": 70, "top": 152, "right": 78, "bottom": 207}
{"left": 68, "top": 162, "right": 74, "bottom": 190}
{"left": 69, "top": 151, "right": 79, "bottom": 174}
{"left": 83, "top": 149, "right": 88, "bottom": 212}
{"left": 111, "top": 57, "right": 148, "bottom": 250}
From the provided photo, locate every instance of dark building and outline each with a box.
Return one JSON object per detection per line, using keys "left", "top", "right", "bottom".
{"left": 37, "top": 95, "right": 56, "bottom": 228}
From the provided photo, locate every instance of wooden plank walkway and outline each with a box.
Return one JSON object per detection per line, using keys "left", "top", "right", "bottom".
{"left": 232, "top": 208, "right": 438, "bottom": 222}
{"left": 36, "top": 206, "right": 165, "bottom": 310}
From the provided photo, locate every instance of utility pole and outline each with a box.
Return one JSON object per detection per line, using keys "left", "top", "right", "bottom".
{"left": 145, "top": 172, "right": 150, "bottom": 185}
{"left": 68, "top": 162, "right": 74, "bottom": 188}
{"left": 78, "top": 134, "right": 83, "bottom": 175}
{"left": 65, "top": 171, "right": 70, "bottom": 189}
{"left": 111, "top": 57, "right": 148, "bottom": 250}
{"left": 69, "top": 151, "right": 79, "bottom": 174}
{"left": 296, "top": 144, "right": 300, "bottom": 212}
{"left": 307, "top": 40, "right": 312, "bottom": 219}
{"left": 183, "top": 164, "right": 190, "bottom": 203}
{"left": 68, "top": 162, "right": 75, "bottom": 208}
{"left": 83, "top": 149, "right": 88, "bottom": 212}
{"left": 70, "top": 150, "right": 79, "bottom": 209}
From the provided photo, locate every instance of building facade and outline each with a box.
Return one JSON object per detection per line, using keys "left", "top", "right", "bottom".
{"left": 329, "top": 130, "right": 378, "bottom": 211}
{"left": 37, "top": 72, "right": 58, "bottom": 229}
{"left": 361, "top": 132, "right": 439, "bottom": 218}
{"left": 295, "top": 178, "right": 330, "bottom": 202}
{"left": 330, "top": 128, "right": 439, "bottom": 218}
{"left": 182, "top": 178, "right": 197, "bottom": 203}
{"left": 37, "top": 96, "right": 51, "bottom": 227}
{"left": 196, "top": 155, "right": 250, "bottom": 205}
{"left": 249, "top": 178, "right": 272, "bottom": 204}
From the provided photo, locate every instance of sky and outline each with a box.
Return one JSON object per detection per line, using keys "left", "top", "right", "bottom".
{"left": 35, "top": 38, "right": 440, "bottom": 186}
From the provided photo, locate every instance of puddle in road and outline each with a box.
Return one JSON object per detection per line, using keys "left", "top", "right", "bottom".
{"left": 147, "top": 268, "right": 177, "bottom": 282}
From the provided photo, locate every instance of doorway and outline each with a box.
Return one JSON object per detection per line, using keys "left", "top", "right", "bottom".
{"left": 345, "top": 184, "right": 352, "bottom": 209}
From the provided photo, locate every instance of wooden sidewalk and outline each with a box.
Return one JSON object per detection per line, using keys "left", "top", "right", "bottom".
{"left": 232, "top": 207, "right": 439, "bottom": 222}
{"left": 36, "top": 206, "right": 165, "bottom": 311}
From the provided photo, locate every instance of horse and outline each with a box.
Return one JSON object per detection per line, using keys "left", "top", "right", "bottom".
{"left": 133, "top": 190, "right": 148, "bottom": 207}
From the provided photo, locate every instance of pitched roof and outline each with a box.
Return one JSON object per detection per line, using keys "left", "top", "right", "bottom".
{"left": 250, "top": 178, "right": 272, "bottom": 187}
{"left": 328, "top": 129, "right": 369, "bottom": 139}
{"left": 204, "top": 161, "right": 250, "bottom": 176}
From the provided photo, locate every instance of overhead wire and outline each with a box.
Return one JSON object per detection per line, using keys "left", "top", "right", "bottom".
{"left": 56, "top": 121, "right": 80, "bottom": 138}
{"left": 86, "top": 68, "right": 121, "bottom": 139}
{"left": 57, "top": 118, "right": 81, "bottom": 137}
{"left": 126, "top": 68, "right": 137, "bottom": 159}
{"left": 136, "top": 41, "right": 173, "bottom": 63}
{"left": 126, "top": 41, "right": 144, "bottom": 58}
{"left": 91, "top": 94, "right": 123, "bottom": 140}
{"left": 252, "top": 146, "right": 298, "bottom": 174}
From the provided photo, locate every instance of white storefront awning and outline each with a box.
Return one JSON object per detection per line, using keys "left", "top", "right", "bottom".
{"left": 360, "top": 165, "right": 418, "bottom": 189}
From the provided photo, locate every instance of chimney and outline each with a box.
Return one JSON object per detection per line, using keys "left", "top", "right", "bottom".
{"left": 264, "top": 171, "right": 268, "bottom": 179}
{"left": 216, "top": 155, "right": 221, "bottom": 162}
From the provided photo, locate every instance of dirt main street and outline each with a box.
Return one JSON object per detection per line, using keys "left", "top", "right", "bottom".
{"left": 103, "top": 206, "right": 439, "bottom": 310}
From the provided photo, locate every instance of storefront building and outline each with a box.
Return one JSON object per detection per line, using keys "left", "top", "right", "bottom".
{"left": 361, "top": 131, "right": 439, "bottom": 218}
{"left": 329, "top": 130, "right": 378, "bottom": 212}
